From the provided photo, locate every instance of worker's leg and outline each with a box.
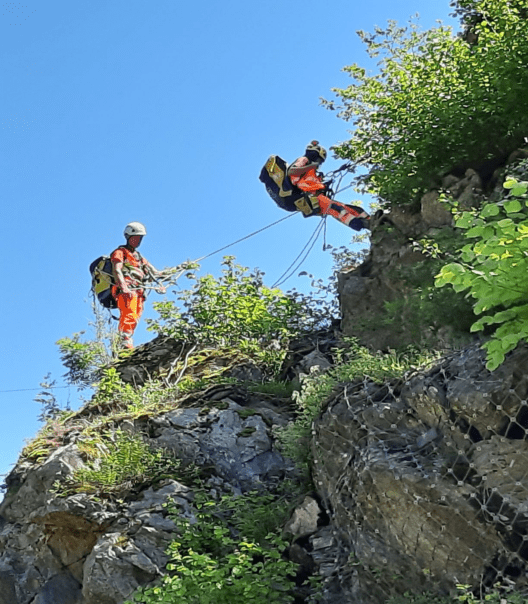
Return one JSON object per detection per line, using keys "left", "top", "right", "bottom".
{"left": 318, "top": 196, "right": 370, "bottom": 231}
{"left": 116, "top": 293, "right": 143, "bottom": 349}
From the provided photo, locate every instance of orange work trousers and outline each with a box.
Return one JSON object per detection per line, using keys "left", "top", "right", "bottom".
{"left": 115, "top": 292, "right": 144, "bottom": 339}
{"left": 318, "top": 196, "right": 368, "bottom": 230}
{"left": 292, "top": 168, "right": 369, "bottom": 230}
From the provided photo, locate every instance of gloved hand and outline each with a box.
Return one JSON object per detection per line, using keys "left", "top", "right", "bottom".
{"left": 155, "top": 285, "right": 167, "bottom": 295}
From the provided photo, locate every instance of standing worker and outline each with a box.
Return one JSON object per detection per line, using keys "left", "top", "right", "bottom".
{"left": 288, "top": 141, "right": 370, "bottom": 231}
{"left": 111, "top": 222, "right": 169, "bottom": 349}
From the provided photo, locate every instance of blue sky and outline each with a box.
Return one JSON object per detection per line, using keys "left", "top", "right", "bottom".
{"left": 0, "top": 0, "right": 458, "bottom": 482}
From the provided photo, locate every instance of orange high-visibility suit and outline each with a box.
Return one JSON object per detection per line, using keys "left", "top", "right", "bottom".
{"left": 288, "top": 156, "right": 369, "bottom": 231}
{"left": 111, "top": 246, "right": 149, "bottom": 348}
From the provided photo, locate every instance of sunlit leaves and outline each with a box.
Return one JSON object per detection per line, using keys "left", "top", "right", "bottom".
{"left": 435, "top": 178, "right": 528, "bottom": 369}
{"left": 125, "top": 493, "right": 297, "bottom": 604}
{"left": 326, "top": 0, "right": 528, "bottom": 206}
{"left": 145, "top": 256, "right": 332, "bottom": 378}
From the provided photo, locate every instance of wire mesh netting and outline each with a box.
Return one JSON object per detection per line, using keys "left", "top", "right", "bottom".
{"left": 311, "top": 343, "right": 528, "bottom": 602}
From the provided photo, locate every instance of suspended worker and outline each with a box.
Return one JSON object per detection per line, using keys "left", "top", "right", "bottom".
{"left": 111, "top": 222, "right": 170, "bottom": 350}
{"left": 260, "top": 141, "right": 370, "bottom": 231}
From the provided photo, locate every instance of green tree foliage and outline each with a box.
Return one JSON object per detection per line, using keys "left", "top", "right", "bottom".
{"left": 148, "top": 256, "right": 327, "bottom": 344}
{"left": 326, "top": 0, "right": 528, "bottom": 206}
{"left": 435, "top": 178, "right": 528, "bottom": 370}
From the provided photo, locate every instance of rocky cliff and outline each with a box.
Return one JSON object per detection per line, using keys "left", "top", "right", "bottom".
{"left": 338, "top": 149, "right": 528, "bottom": 351}
{"left": 4, "top": 154, "right": 528, "bottom": 603}
{"left": 3, "top": 329, "right": 528, "bottom": 603}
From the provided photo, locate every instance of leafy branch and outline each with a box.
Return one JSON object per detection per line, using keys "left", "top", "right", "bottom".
{"left": 435, "top": 177, "right": 528, "bottom": 369}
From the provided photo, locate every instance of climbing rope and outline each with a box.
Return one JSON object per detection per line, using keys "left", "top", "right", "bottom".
{"left": 136, "top": 214, "right": 298, "bottom": 296}
{"left": 272, "top": 217, "right": 327, "bottom": 288}
{"left": 193, "top": 213, "right": 296, "bottom": 264}
{"left": 170, "top": 166, "right": 358, "bottom": 289}
{"left": 121, "top": 166, "right": 360, "bottom": 299}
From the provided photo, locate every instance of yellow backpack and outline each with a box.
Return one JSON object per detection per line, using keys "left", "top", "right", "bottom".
{"left": 89, "top": 255, "right": 117, "bottom": 309}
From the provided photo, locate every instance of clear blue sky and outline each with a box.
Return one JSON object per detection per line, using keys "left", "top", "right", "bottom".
{"left": 0, "top": 0, "right": 458, "bottom": 481}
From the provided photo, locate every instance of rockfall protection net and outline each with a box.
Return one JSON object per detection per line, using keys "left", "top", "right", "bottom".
{"left": 310, "top": 344, "right": 528, "bottom": 601}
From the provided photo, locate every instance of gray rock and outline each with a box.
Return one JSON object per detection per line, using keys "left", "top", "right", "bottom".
{"left": 0, "top": 570, "right": 18, "bottom": 604}
{"left": 6, "top": 326, "right": 528, "bottom": 604}
{"left": 311, "top": 343, "right": 528, "bottom": 602}
{"left": 300, "top": 350, "right": 332, "bottom": 373}
{"left": 421, "top": 190, "right": 453, "bottom": 227}
{"left": 82, "top": 535, "right": 160, "bottom": 604}
{"left": 33, "top": 573, "right": 82, "bottom": 604}
{"left": 284, "top": 496, "right": 321, "bottom": 539}
{"left": 0, "top": 445, "right": 85, "bottom": 523}
{"left": 165, "top": 408, "right": 202, "bottom": 429}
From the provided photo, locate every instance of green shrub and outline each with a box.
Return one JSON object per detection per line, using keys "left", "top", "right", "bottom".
{"left": 125, "top": 494, "right": 298, "bottom": 604}
{"left": 326, "top": 0, "right": 528, "bottom": 206}
{"left": 146, "top": 256, "right": 330, "bottom": 379}
{"left": 59, "top": 430, "right": 187, "bottom": 496}
{"left": 147, "top": 256, "right": 326, "bottom": 344}
{"left": 56, "top": 331, "right": 110, "bottom": 388}
{"left": 435, "top": 177, "right": 528, "bottom": 369}
{"left": 277, "top": 339, "right": 437, "bottom": 467}
{"left": 216, "top": 490, "right": 292, "bottom": 546}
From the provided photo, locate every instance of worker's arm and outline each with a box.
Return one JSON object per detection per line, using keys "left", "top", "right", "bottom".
{"left": 288, "top": 156, "right": 322, "bottom": 178}
{"left": 144, "top": 261, "right": 170, "bottom": 294}
{"left": 112, "top": 260, "right": 131, "bottom": 295}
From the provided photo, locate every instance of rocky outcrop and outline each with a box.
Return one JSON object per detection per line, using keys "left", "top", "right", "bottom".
{"left": 312, "top": 343, "right": 528, "bottom": 603}
{"left": 0, "top": 383, "right": 298, "bottom": 604}
{"left": 337, "top": 153, "right": 528, "bottom": 351}
{"left": 3, "top": 335, "right": 528, "bottom": 603}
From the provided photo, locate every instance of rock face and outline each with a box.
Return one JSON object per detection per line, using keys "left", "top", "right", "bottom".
{"left": 312, "top": 343, "right": 528, "bottom": 603}
{"left": 337, "top": 162, "right": 505, "bottom": 351}
{"left": 0, "top": 384, "right": 296, "bottom": 604}
{"left": 6, "top": 151, "right": 528, "bottom": 602}
{"left": 3, "top": 336, "right": 528, "bottom": 603}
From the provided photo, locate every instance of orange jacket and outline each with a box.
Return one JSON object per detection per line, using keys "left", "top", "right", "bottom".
{"left": 110, "top": 246, "right": 149, "bottom": 297}
{"left": 288, "top": 156, "right": 326, "bottom": 193}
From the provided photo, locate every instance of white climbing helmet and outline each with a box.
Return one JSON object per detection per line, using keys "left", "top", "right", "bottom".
{"left": 124, "top": 222, "right": 147, "bottom": 238}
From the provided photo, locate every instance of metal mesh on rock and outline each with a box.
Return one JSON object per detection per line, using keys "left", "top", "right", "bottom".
{"left": 311, "top": 343, "right": 528, "bottom": 602}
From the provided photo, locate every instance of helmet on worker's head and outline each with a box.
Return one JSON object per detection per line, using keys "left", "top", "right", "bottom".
{"left": 124, "top": 222, "right": 147, "bottom": 238}
{"left": 306, "top": 140, "right": 327, "bottom": 163}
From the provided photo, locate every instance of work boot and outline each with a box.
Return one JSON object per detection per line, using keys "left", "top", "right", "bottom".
{"left": 119, "top": 332, "right": 134, "bottom": 350}
{"left": 348, "top": 216, "right": 371, "bottom": 231}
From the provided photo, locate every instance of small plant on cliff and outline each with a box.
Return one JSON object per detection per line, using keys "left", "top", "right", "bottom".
{"left": 59, "top": 429, "right": 190, "bottom": 496}
{"left": 277, "top": 339, "right": 437, "bottom": 467}
{"left": 34, "top": 373, "right": 62, "bottom": 422}
{"left": 125, "top": 493, "right": 298, "bottom": 604}
{"left": 326, "top": 0, "right": 528, "bottom": 206}
{"left": 436, "top": 177, "right": 528, "bottom": 370}
{"left": 56, "top": 301, "right": 116, "bottom": 388}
